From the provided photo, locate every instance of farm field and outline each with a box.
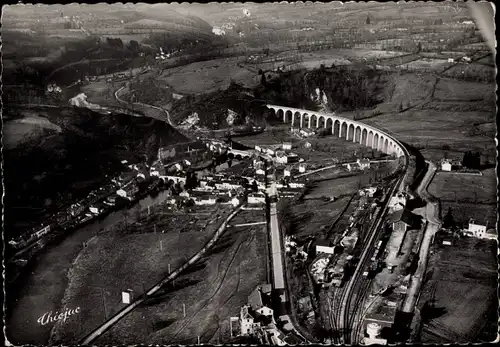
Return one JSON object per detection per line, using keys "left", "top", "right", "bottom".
{"left": 95, "top": 208, "right": 268, "bottom": 344}
{"left": 304, "top": 172, "right": 374, "bottom": 200}
{"left": 365, "top": 109, "right": 495, "bottom": 163}
{"left": 428, "top": 168, "right": 497, "bottom": 227}
{"left": 48, "top": 204, "right": 233, "bottom": 344}
{"left": 285, "top": 194, "right": 354, "bottom": 242}
{"left": 303, "top": 135, "right": 383, "bottom": 160}
{"left": 3, "top": 115, "right": 62, "bottom": 150}
{"left": 159, "top": 57, "right": 258, "bottom": 95}
{"left": 235, "top": 127, "right": 296, "bottom": 148}
{"left": 417, "top": 236, "right": 497, "bottom": 343}
{"left": 397, "top": 58, "right": 451, "bottom": 71}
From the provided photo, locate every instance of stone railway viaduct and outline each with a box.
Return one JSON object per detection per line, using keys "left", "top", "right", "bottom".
{"left": 266, "top": 105, "right": 406, "bottom": 158}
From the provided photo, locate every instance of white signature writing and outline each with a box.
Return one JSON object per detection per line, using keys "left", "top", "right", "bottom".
{"left": 37, "top": 307, "right": 81, "bottom": 326}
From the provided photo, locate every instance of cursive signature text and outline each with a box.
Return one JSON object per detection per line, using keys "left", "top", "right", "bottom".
{"left": 37, "top": 307, "right": 81, "bottom": 326}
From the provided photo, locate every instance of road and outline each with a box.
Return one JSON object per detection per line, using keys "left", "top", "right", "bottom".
{"left": 79, "top": 206, "right": 242, "bottom": 345}
{"left": 294, "top": 158, "right": 397, "bottom": 178}
{"left": 402, "top": 161, "right": 441, "bottom": 313}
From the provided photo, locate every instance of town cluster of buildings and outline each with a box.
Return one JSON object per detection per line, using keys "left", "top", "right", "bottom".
{"left": 8, "top": 159, "right": 153, "bottom": 250}
{"left": 232, "top": 284, "right": 301, "bottom": 345}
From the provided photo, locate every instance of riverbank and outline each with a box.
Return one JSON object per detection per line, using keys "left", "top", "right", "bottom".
{"left": 5, "top": 189, "right": 173, "bottom": 345}
{"left": 48, "top": 204, "right": 234, "bottom": 344}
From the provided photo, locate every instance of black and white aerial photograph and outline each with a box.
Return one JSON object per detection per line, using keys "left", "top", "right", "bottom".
{"left": 2, "top": 1, "right": 498, "bottom": 345}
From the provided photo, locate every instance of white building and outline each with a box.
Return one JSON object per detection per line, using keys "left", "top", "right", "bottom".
{"left": 388, "top": 193, "right": 406, "bottom": 211}
{"left": 194, "top": 195, "right": 216, "bottom": 205}
{"left": 256, "top": 168, "right": 266, "bottom": 176}
{"left": 299, "top": 128, "right": 315, "bottom": 137}
{"left": 275, "top": 151, "right": 288, "bottom": 164}
{"left": 448, "top": 58, "right": 455, "bottom": 63}
{"left": 282, "top": 142, "right": 292, "bottom": 150}
{"left": 89, "top": 206, "right": 102, "bottom": 214}
{"left": 240, "top": 305, "right": 257, "bottom": 335}
{"left": 441, "top": 159, "right": 452, "bottom": 172}
{"left": 288, "top": 181, "right": 305, "bottom": 189}
{"left": 284, "top": 167, "right": 292, "bottom": 177}
{"left": 466, "top": 219, "right": 495, "bottom": 239}
{"left": 357, "top": 158, "right": 371, "bottom": 170}
{"left": 316, "top": 244, "right": 335, "bottom": 255}
{"left": 231, "top": 197, "right": 241, "bottom": 207}
{"left": 298, "top": 163, "right": 307, "bottom": 173}
{"left": 248, "top": 192, "right": 266, "bottom": 204}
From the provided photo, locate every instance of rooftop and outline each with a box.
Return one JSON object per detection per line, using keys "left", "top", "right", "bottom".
{"left": 390, "top": 209, "right": 420, "bottom": 226}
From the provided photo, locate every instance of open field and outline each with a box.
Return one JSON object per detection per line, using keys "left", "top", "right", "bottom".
{"left": 304, "top": 172, "right": 373, "bottom": 200}
{"left": 286, "top": 195, "right": 353, "bottom": 242}
{"left": 3, "top": 116, "right": 62, "bottom": 150}
{"left": 95, "top": 211, "right": 268, "bottom": 344}
{"left": 366, "top": 109, "right": 495, "bottom": 163}
{"left": 48, "top": 205, "right": 233, "bottom": 344}
{"left": 397, "top": 58, "right": 450, "bottom": 71}
{"left": 428, "top": 168, "right": 496, "bottom": 226}
{"left": 159, "top": 57, "right": 258, "bottom": 95}
{"left": 417, "top": 236, "right": 497, "bottom": 343}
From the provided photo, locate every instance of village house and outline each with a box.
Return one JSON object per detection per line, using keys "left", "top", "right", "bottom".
{"left": 89, "top": 202, "right": 106, "bottom": 215}
{"left": 299, "top": 128, "right": 316, "bottom": 137}
{"left": 231, "top": 196, "right": 241, "bottom": 207}
{"left": 464, "top": 219, "right": 496, "bottom": 240}
{"left": 239, "top": 305, "right": 257, "bottom": 335}
{"left": 179, "top": 191, "right": 190, "bottom": 198}
{"left": 247, "top": 284, "right": 274, "bottom": 324}
{"left": 33, "top": 225, "right": 51, "bottom": 239}
{"left": 215, "top": 179, "right": 243, "bottom": 191}
{"left": 282, "top": 142, "right": 292, "bottom": 150}
{"left": 345, "top": 162, "right": 357, "bottom": 172}
{"left": 278, "top": 187, "right": 302, "bottom": 198}
{"left": 388, "top": 193, "right": 406, "bottom": 212}
{"left": 303, "top": 141, "right": 312, "bottom": 149}
{"left": 361, "top": 187, "right": 378, "bottom": 198}
{"left": 441, "top": 159, "right": 452, "bottom": 172}
{"left": 316, "top": 240, "right": 335, "bottom": 255}
{"left": 116, "top": 182, "right": 139, "bottom": 200}
{"left": 357, "top": 158, "right": 371, "bottom": 170}
{"left": 159, "top": 174, "right": 187, "bottom": 185}
{"left": 391, "top": 209, "right": 421, "bottom": 233}
{"left": 288, "top": 181, "right": 305, "bottom": 189}
{"left": 248, "top": 192, "right": 266, "bottom": 204}
{"left": 298, "top": 163, "right": 307, "bottom": 173}
{"left": 287, "top": 152, "right": 300, "bottom": 163}
{"left": 193, "top": 194, "right": 216, "bottom": 205}
{"left": 275, "top": 150, "right": 288, "bottom": 164}
{"left": 105, "top": 194, "right": 118, "bottom": 206}
{"left": 266, "top": 325, "right": 288, "bottom": 346}
{"left": 284, "top": 167, "right": 292, "bottom": 177}
{"left": 69, "top": 202, "right": 85, "bottom": 217}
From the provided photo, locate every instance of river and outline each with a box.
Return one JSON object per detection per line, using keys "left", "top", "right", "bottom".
{"left": 6, "top": 189, "right": 172, "bottom": 345}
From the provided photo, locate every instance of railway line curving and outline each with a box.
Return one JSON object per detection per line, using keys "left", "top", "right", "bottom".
{"left": 266, "top": 105, "right": 410, "bottom": 344}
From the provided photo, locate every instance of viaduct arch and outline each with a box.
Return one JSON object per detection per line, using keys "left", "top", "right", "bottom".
{"left": 266, "top": 105, "right": 406, "bottom": 158}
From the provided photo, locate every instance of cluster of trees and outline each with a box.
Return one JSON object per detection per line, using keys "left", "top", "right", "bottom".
{"left": 443, "top": 207, "right": 455, "bottom": 229}
{"left": 106, "top": 37, "right": 124, "bottom": 49}
{"left": 461, "top": 151, "right": 481, "bottom": 169}
{"left": 126, "top": 76, "right": 172, "bottom": 107}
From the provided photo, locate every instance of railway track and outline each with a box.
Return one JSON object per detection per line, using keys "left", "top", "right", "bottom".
{"left": 338, "top": 172, "right": 406, "bottom": 344}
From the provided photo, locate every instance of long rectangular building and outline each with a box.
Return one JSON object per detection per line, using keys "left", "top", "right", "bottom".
{"left": 269, "top": 203, "right": 285, "bottom": 290}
